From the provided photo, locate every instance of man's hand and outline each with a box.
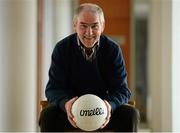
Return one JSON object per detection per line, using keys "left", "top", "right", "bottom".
{"left": 100, "top": 100, "right": 112, "bottom": 129}
{"left": 65, "top": 96, "right": 78, "bottom": 128}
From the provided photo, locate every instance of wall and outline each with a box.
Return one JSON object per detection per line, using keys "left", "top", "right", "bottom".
{"left": 148, "top": 0, "right": 180, "bottom": 131}
{"left": 0, "top": 0, "right": 37, "bottom": 131}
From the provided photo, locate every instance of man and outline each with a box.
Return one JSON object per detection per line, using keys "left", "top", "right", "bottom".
{"left": 39, "top": 3, "right": 139, "bottom": 132}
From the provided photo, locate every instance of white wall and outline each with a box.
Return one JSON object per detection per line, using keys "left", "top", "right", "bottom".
{"left": 172, "top": 0, "right": 180, "bottom": 131}
{"left": 148, "top": 0, "right": 180, "bottom": 131}
{"left": 42, "top": 0, "right": 56, "bottom": 100}
{"left": 148, "top": 0, "right": 172, "bottom": 131}
{"left": 55, "top": 0, "right": 73, "bottom": 41}
{"left": 42, "top": 0, "right": 75, "bottom": 100}
{"left": 0, "top": 0, "right": 37, "bottom": 131}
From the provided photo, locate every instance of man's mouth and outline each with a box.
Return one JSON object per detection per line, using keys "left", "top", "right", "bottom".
{"left": 84, "top": 36, "right": 94, "bottom": 40}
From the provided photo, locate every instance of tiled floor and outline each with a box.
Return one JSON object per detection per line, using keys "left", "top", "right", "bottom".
{"left": 139, "top": 122, "right": 151, "bottom": 132}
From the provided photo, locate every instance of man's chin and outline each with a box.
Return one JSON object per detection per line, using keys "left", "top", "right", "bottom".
{"left": 84, "top": 45, "right": 94, "bottom": 48}
{"left": 83, "top": 42, "right": 95, "bottom": 48}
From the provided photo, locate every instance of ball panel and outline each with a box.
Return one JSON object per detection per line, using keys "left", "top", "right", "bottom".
{"left": 71, "top": 94, "right": 107, "bottom": 131}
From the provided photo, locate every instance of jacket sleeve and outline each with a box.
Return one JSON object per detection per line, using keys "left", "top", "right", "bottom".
{"left": 45, "top": 43, "right": 70, "bottom": 112}
{"left": 106, "top": 45, "right": 131, "bottom": 112}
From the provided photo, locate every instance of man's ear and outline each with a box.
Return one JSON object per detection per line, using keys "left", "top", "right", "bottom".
{"left": 73, "top": 20, "right": 77, "bottom": 32}
{"left": 73, "top": 23, "right": 76, "bottom": 32}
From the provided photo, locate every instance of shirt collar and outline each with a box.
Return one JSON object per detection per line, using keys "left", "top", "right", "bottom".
{"left": 76, "top": 35, "right": 100, "bottom": 61}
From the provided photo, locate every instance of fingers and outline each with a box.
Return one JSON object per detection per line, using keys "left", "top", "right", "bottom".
{"left": 65, "top": 97, "right": 78, "bottom": 117}
{"left": 100, "top": 100, "right": 112, "bottom": 129}
{"left": 67, "top": 115, "right": 77, "bottom": 128}
{"left": 100, "top": 116, "right": 110, "bottom": 129}
{"left": 65, "top": 96, "right": 78, "bottom": 128}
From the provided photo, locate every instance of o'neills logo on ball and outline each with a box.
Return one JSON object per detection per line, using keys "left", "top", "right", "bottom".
{"left": 80, "top": 107, "right": 105, "bottom": 116}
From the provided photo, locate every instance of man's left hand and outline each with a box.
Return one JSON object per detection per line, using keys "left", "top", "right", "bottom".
{"left": 100, "top": 100, "right": 112, "bottom": 129}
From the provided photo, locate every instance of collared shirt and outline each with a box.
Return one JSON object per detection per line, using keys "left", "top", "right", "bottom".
{"left": 77, "top": 36, "right": 99, "bottom": 62}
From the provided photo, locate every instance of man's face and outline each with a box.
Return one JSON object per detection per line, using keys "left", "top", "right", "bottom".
{"left": 74, "top": 10, "right": 104, "bottom": 48}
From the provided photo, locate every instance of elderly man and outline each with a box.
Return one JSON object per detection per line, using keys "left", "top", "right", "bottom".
{"left": 39, "top": 3, "right": 139, "bottom": 132}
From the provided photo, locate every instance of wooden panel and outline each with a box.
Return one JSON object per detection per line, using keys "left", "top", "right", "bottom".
{"left": 80, "top": 0, "right": 130, "bottom": 18}
{"left": 104, "top": 18, "right": 130, "bottom": 34}
{"left": 37, "top": 0, "right": 44, "bottom": 121}
{"left": 80, "top": 0, "right": 131, "bottom": 85}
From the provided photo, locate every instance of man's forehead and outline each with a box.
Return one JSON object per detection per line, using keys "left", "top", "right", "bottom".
{"left": 80, "top": 5, "right": 98, "bottom": 13}
{"left": 77, "top": 13, "right": 101, "bottom": 23}
{"left": 79, "top": 22, "right": 100, "bottom": 25}
{"left": 78, "top": 8, "right": 99, "bottom": 17}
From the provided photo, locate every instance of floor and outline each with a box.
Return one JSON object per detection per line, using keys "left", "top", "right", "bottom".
{"left": 139, "top": 122, "right": 151, "bottom": 132}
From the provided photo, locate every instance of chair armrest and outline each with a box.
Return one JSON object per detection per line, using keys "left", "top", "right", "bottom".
{"left": 40, "top": 100, "right": 49, "bottom": 110}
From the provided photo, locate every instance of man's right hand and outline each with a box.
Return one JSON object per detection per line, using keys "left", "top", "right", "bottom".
{"left": 65, "top": 96, "right": 78, "bottom": 128}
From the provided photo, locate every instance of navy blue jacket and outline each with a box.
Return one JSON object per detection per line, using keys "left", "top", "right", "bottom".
{"left": 45, "top": 33, "right": 131, "bottom": 112}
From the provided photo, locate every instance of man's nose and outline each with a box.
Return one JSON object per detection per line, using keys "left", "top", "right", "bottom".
{"left": 85, "top": 27, "right": 93, "bottom": 36}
